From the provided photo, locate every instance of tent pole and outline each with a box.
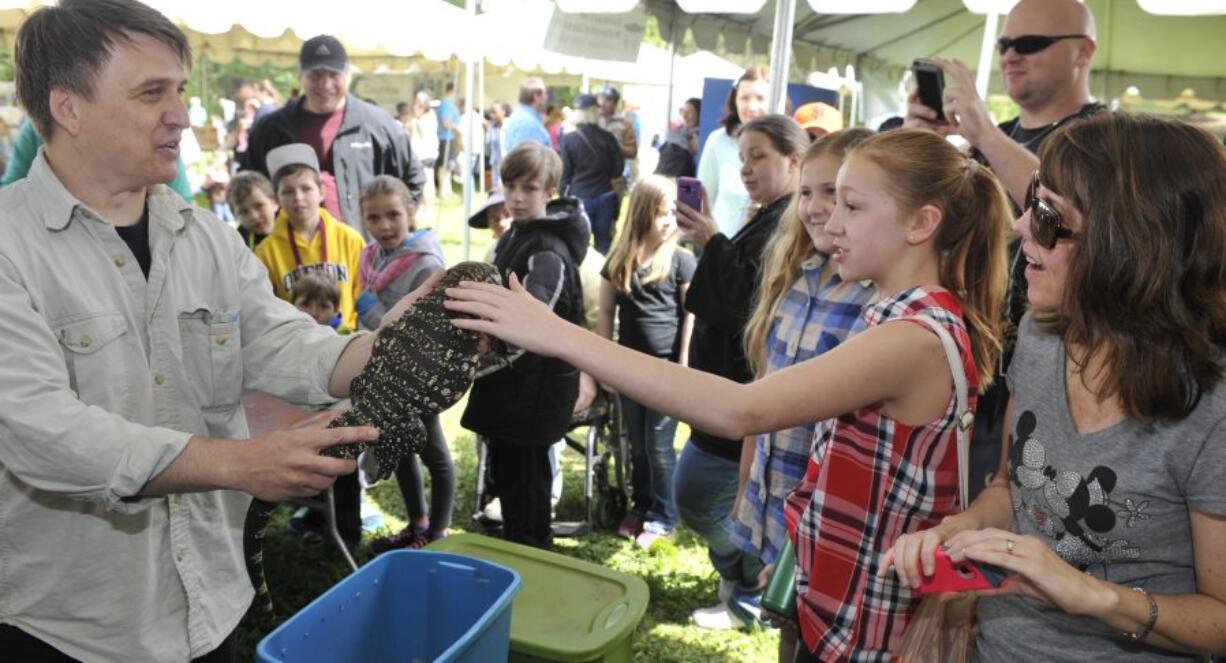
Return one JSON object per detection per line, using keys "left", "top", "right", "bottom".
{"left": 767, "top": 0, "right": 797, "bottom": 114}
{"left": 975, "top": 13, "right": 999, "bottom": 99}
{"left": 462, "top": 0, "right": 477, "bottom": 262}
{"left": 665, "top": 6, "right": 679, "bottom": 130}
{"left": 477, "top": 58, "right": 486, "bottom": 198}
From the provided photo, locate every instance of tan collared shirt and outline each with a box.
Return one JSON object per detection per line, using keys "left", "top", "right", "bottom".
{"left": 0, "top": 152, "right": 356, "bottom": 662}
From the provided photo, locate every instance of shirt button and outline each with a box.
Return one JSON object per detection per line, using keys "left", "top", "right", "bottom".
{"left": 154, "top": 373, "right": 166, "bottom": 386}
{"left": 79, "top": 334, "right": 93, "bottom": 348}
{"left": 215, "top": 335, "right": 228, "bottom": 346}
{"left": 113, "top": 256, "right": 127, "bottom": 268}
{"left": 175, "top": 552, "right": 184, "bottom": 563}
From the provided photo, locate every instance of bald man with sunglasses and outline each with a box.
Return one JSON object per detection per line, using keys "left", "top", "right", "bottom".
{"left": 905, "top": 0, "right": 1100, "bottom": 207}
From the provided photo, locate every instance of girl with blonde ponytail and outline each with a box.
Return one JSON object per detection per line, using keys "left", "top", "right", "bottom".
{"left": 447, "top": 128, "right": 1011, "bottom": 657}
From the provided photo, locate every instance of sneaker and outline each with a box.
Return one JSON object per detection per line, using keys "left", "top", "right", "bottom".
{"left": 617, "top": 513, "right": 644, "bottom": 539}
{"left": 634, "top": 521, "right": 673, "bottom": 549}
{"left": 285, "top": 506, "right": 312, "bottom": 536}
{"left": 299, "top": 529, "right": 326, "bottom": 547}
{"left": 482, "top": 499, "right": 503, "bottom": 523}
{"left": 360, "top": 495, "right": 384, "bottom": 533}
{"left": 690, "top": 602, "right": 748, "bottom": 630}
{"left": 691, "top": 586, "right": 764, "bottom": 631}
{"left": 370, "top": 526, "right": 429, "bottom": 555}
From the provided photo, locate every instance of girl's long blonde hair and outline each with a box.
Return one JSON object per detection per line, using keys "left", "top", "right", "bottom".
{"left": 849, "top": 130, "right": 1011, "bottom": 388}
{"left": 605, "top": 175, "right": 685, "bottom": 293}
{"left": 744, "top": 129, "right": 875, "bottom": 376}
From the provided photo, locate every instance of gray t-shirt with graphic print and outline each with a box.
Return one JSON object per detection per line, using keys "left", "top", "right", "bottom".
{"left": 975, "top": 314, "right": 1226, "bottom": 662}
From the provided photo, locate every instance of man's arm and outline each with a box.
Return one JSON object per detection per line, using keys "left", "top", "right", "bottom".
{"left": 0, "top": 254, "right": 195, "bottom": 511}
{"left": 966, "top": 125, "right": 1038, "bottom": 208}
{"left": 141, "top": 423, "right": 375, "bottom": 502}
{"left": 619, "top": 122, "right": 638, "bottom": 160}
{"left": 904, "top": 58, "right": 1036, "bottom": 207}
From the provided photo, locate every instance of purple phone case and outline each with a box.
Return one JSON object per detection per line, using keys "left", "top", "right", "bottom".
{"left": 677, "top": 177, "right": 703, "bottom": 211}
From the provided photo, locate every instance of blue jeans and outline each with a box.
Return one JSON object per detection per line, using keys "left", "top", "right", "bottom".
{"left": 582, "top": 190, "right": 621, "bottom": 255}
{"left": 674, "top": 441, "right": 764, "bottom": 594}
{"left": 622, "top": 396, "right": 678, "bottom": 527}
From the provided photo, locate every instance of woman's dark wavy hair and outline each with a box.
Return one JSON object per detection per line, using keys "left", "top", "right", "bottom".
{"left": 1038, "top": 112, "right": 1226, "bottom": 422}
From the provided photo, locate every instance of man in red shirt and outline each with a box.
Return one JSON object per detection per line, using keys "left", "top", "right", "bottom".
{"left": 242, "top": 35, "right": 425, "bottom": 238}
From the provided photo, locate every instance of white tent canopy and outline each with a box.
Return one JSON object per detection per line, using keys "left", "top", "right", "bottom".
{"left": 637, "top": 0, "right": 1226, "bottom": 118}
{"left": 0, "top": 0, "right": 477, "bottom": 63}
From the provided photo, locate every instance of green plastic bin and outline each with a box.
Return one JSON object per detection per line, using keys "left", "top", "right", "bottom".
{"left": 428, "top": 533, "right": 649, "bottom": 662}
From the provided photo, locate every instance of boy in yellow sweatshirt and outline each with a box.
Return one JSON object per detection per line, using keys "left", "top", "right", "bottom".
{"left": 255, "top": 143, "right": 365, "bottom": 330}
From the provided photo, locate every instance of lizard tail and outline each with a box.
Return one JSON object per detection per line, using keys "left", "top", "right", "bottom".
{"left": 243, "top": 497, "right": 278, "bottom": 616}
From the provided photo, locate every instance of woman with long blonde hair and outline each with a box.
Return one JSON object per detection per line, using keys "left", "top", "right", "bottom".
{"left": 598, "top": 175, "right": 696, "bottom": 547}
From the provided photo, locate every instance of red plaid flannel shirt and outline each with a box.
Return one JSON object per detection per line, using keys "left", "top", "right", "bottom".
{"left": 784, "top": 287, "right": 979, "bottom": 661}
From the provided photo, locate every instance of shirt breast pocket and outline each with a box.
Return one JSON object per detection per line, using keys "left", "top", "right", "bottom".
{"left": 57, "top": 314, "right": 132, "bottom": 411}
{"left": 177, "top": 307, "right": 242, "bottom": 409}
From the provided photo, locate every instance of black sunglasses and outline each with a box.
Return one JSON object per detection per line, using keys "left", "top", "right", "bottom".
{"left": 997, "top": 34, "right": 1088, "bottom": 56}
{"left": 1025, "top": 171, "right": 1079, "bottom": 249}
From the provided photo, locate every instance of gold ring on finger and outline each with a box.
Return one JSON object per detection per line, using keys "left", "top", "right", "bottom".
{"left": 1005, "top": 538, "right": 1016, "bottom": 554}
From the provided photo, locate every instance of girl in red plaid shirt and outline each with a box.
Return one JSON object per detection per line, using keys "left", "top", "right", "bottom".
{"left": 447, "top": 128, "right": 1012, "bottom": 661}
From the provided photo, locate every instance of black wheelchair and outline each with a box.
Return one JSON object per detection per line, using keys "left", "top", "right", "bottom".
{"left": 470, "top": 390, "right": 632, "bottom": 537}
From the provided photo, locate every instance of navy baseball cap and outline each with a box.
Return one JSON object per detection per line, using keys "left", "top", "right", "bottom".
{"left": 300, "top": 35, "right": 348, "bottom": 72}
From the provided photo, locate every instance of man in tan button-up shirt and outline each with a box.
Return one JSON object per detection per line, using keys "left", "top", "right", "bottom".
{"left": 0, "top": 2, "right": 433, "bottom": 661}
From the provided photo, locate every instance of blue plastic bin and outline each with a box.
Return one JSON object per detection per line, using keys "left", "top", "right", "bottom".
{"left": 257, "top": 550, "right": 521, "bottom": 663}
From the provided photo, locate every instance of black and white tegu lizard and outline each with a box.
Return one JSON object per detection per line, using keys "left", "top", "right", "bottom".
{"left": 242, "top": 260, "right": 503, "bottom": 614}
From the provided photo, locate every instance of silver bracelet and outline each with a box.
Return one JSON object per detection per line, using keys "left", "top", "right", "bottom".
{"left": 1122, "top": 586, "right": 1158, "bottom": 641}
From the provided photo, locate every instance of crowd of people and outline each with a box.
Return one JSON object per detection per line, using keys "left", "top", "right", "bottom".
{"left": 1, "top": 0, "right": 1225, "bottom": 662}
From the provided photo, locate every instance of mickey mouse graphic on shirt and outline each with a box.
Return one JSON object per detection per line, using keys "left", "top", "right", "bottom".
{"left": 1008, "top": 410, "right": 1143, "bottom": 569}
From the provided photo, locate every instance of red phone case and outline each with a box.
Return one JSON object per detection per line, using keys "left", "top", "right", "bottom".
{"left": 917, "top": 548, "right": 998, "bottom": 594}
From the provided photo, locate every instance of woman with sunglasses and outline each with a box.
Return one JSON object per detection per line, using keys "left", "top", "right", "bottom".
{"left": 884, "top": 113, "right": 1226, "bottom": 661}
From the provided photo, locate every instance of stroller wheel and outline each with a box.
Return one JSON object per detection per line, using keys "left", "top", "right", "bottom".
{"left": 596, "top": 489, "right": 627, "bottom": 530}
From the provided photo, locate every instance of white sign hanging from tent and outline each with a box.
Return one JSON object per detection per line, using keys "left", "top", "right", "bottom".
{"left": 542, "top": 5, "right": 647, "bottom": 62}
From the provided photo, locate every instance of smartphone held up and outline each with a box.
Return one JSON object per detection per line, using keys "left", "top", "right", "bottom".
{"left": 912, "top": 58, "right": 947, "bottom": 123}
{"left": 677, "top": 176, "right": 703, "bottom": 213}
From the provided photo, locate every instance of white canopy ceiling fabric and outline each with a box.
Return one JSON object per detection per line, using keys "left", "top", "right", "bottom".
{"left": 0, "top": 0, "right": 477, "bottom": 66}
{"left": 643, "top": 0, "right": 1226, "bottom": 96}
{"left": 0, "top": 0, "right": 1222, "bottom": 115}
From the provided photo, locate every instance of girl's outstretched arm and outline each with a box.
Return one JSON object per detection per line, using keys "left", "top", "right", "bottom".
{"left": 447, "top": 275, "right": 951, "bottom": 439}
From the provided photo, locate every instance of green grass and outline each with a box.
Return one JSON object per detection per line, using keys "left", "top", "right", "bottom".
{"left": 237, "top": 197, "right": 779, "bottom": 662}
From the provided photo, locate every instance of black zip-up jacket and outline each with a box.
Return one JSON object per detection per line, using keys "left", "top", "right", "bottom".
{"left": 684, "top": 195, "right": 791, "bottom": 461}
{"left": 240, "top": 94, "right": 426, "bottom": 235}
{"left": 462, "top": 198, "right": 591, "bottom": 445}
